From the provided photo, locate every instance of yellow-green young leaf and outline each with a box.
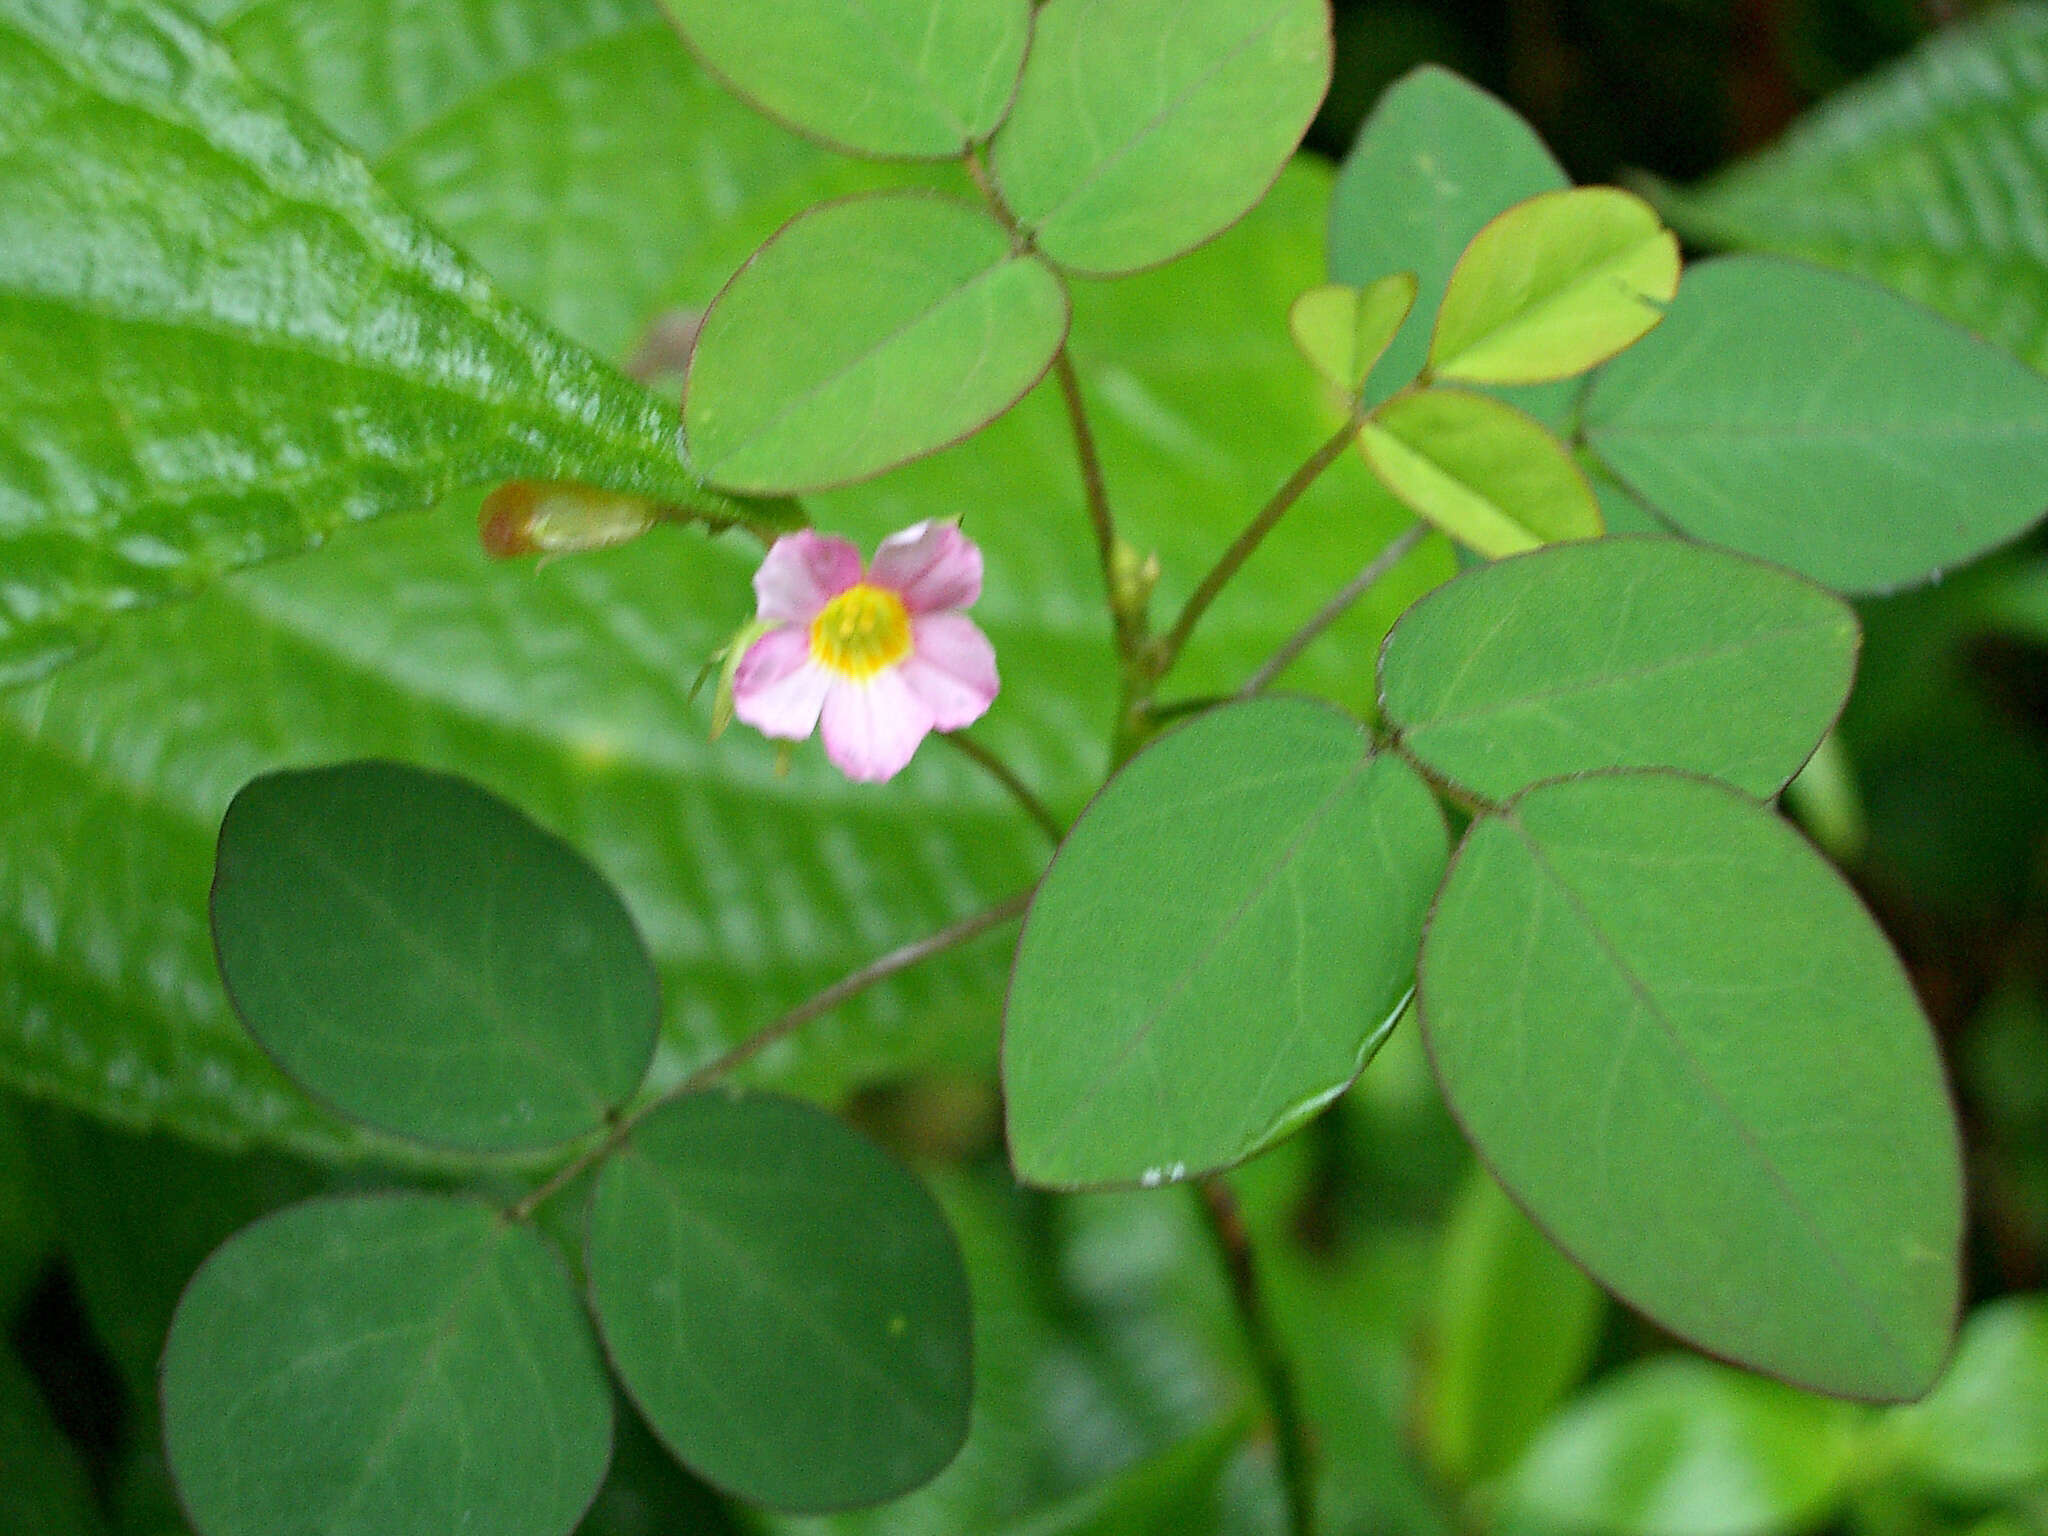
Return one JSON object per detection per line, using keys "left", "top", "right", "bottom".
{"left": 990, "top": 0, "right": 1333, "bottom": 277}
{"left": 0, "top": 0, "right": 766, "bottom": 691}
{"left": 1359, "top": 389, "right": 1601, "bottom": 558}
{"left": 656, "top": 0, "right": 1031, "bottom": 160}
{"left": 1290, "top": 274, "right": 1419, "bottom": 399}
{"left": 162, "top": 1194, "right": 613, "bottom": 1536}
{"left": 683, "top": 193, "right": 1069, "bottom": 493}
{"left": 1430, "top": 188, "right": 1681, "bottom": 385}
{"left": 1422, "top": 772, "right": 1964, "bottom": 1401}
{"left": 1005, "top": 699, "right": 1448, "bottom": 1191}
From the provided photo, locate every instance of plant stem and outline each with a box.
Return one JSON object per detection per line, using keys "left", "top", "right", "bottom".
{"left": 1156, "top": 421, "right": 1357, "bottom": 682}
{"left": 1051, "top": 349, "right": 1137, "bottom": 657}
{"left": 1194, "top": 1177, "right": 1317, "bottom": 1536}
{"left": 939, "top": 731, "right": 1064, "bottom": 843}
{"left": 1239, "top": 523, "right": 1429, "bottom": 698}
{"left": 506, "top": 890, "right": 1033, "bottom": 1223}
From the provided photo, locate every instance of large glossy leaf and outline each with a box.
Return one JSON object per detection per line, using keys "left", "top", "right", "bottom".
{"left": 1424, "top": 1169, "right": 1602, "bottom": 1485}
{"left": 162, "top": 1193, "right": 613, "bottom": 1536}
{"left": 1507, "top": 1356, "right": 1861, "bottom": 1536}
{"left": 683, "top": 193, "right": 1068, "bottom": 492}
{"left": 1359, "top": 388, "right": 1601, "bottom": 559}
{"left": 1421, "top": 772, "right": 1963, "bottom": 1400}
{"left": 0, "top": 0, "right": 762, "bottom": 691}
{"left": 1428, "top": 187, "right": 1679, "bottom": 386}
{"left": 1583, "top": 255, "right": 2048, "bottom": 595}
{"left": 0, "top": 158, "right": 1440, "bottom": 1162}
{"left": 1005, "top": 699, "right": 1448, "bottom": 1190}
{"left": 989, "top": 0, "right": 1333, "bottom": 276}
{"left": 1327, "top": 66, "right": 1569, "bottom": 410}
{"left": 588, "top": 1092, "right": 972, "bottom": 1512}
{"left": 211, "top": 762, "right": 659, "bottom": 1152}
{"left": 1888, "top": 1295, "right": 2048, "bottom": 1499}
{"left": 216, "top": 0, "right": 852, "bottom": 365}
{"left": 657, "top": 0, "right": 1030, "bottom": 160}
{"left": 1654, "top": 6, "right": 2048, "bottom": 372}
{"left": 1379, "top": 537, "right": 1860, "bottom": 801}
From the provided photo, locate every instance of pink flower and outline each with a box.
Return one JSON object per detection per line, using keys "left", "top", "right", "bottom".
{"left": 731, "top": 520, "right": 999, "bottom": 783}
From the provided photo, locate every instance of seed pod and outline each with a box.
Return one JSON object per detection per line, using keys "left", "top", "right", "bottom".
{"left": 479, "top": 481, "right": 661, "bottom": 558}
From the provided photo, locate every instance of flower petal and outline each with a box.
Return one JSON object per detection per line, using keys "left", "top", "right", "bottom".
{"left": 753, "top": 531, "right": 863, "bottom": 623}
{"left": 731, "top": 626, "right": 832, "bottom": 740}
{"left": 820, "top": 668, "right": 936, "bottom": 783}
{"left": 868, "top": 519, "right": 982, "bottom": 614}
{"left": 901, "top": 613, "right": 999, "bottom": 731}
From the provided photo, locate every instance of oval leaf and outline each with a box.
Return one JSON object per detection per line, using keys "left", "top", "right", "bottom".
{"left": 211, "top": 761, "right": 659, "bottom": 1153}
{"left": 1290, "top": 274, "right": 1419, "bottom": 398}
{"left": 1379, "top": 537, "right": 1860, "bottom": 801}
{"left": 1508, "top": 1356, "right": 1860, "bottom": 1536}
{"left": 1004, "top": 698, "right": 1448, "bottom": 1190}
{"left": 162, "top": 1193, "right": 612, "bottom": 1536}
{"left": 587, "top": 1091, "right": 973, "bottom": 1512}
{"left": 1430, "top": 187, "right": 1680, "bottom": 385}
{"left": 659, "top": 0, "right": 1031, "bottom": 160}
{"left": 1359, "top": 388, "right": 1602, "bottom": 559}
{"left": 0, "top": 0, "right": 769, "bottom": 690}
{"left": 1421, "top": 772, "right": 1963, "bottom": 1400}
{"left": 989, "top": 0, "right": 1333, "bottom": 276}
{"left": 683, "top": 193, "right": 1068, "bottom": 492}
{"left": 1889, "top": 1296, "right": 2048, "bottom": 1499}
{"left": 1653, "top": 7, "right": 2048, "bottom": 372}
{"left": 1330, "top": 65, "right": 1569, "bottom": 408}
{"left": 1583, "top": 255, "right": 2048, "bottom": 595}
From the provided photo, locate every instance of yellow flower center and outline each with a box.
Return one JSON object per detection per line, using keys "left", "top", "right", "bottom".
{"left": 809, "top": 583, "right": 912, "bottom": 680}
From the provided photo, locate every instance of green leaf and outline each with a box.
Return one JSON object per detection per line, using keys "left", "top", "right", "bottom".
{"left": 1428, "top": 188, "right": 1680, "bottom": 385}
{"left": 1359, "top": 388, "right": 1601, "bottom": 559}
{"left": 211, "top": 762, "right": 659, "bottom": 1153}
{"left": 587, "top": 1091, "right": 973, "bottom": 1513}
{"left": 0, "top": 1095, "right": 55, "bottom": 1319}
{"left": 989, "top": 0, "right": 1333, "bottom": 276}
{"left": 1888, "top": 1295, "right": 2048, "bottom": 1499}
{"left": 162, "top": 1193, "right": 613, "bottom": 1536}
{"left": 682, "top": 192, "right": 1067, "bottom": 492}
{"left": 1583, "top": 255, "right": 2048, "bottom": 595}
{"left": 1290, "top": 274, "right": 1419, "bottom": 398}
{"left": 1421, "top": 772, "right": 1963, "bottom": 1400}
{"left": 1004, "top": 698, "right": 1447, "bottom": 1190}
{"left": 1652, "top": 6, "right": 2048, "bottom": 373}
{"left": 0, "top": 0, "right": 765, "bottom": 691}
{"left": 1507, "top": 1356, "right": 1860, "bottom": 1536}
{"left": 1328, "top": 65, "right": 1569, "bottom": 409}
{"left": 656, "top": 0, "right": 1030, "bottom": 160}
{"left": 0, "top": 162, "right": 1437, "bottom": 1162}
{"left": 1378, "top": 537, "right": 1861, "bottom": 802}
{"left": 1423, "top": 1168, "right": 1603, "bottom": 1486}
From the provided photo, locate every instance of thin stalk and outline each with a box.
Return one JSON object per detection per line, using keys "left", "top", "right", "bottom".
{"left": 1051, "top": 349, "right": 1137, "bottom": 659}
{"left": 506, "top": 890, "right": 1033, "bottom": 1223}
{"left": 939, "top": 731, "right": 1064, "bottom": 844}
{"left": 1157, "top": 421, "right": 1357, "bottom": 681}
{"left": 1239, "top": 523, "right": 1428, "bottom": 697}
{"left": 1195, "top": 1178, "right": 1317, "bottom": 1536}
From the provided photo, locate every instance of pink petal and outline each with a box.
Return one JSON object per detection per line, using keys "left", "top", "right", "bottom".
{"left": 820, "top": 668, "right": 936, "bottom": 783}
{"left": 867, "top": 519, "right": 982, "bottom": 614}
{"left": 900, "top": 613, "right": 999, "bottom": 731}
{"left": 731, "top": 626, "right": 831, "bottom": 740}
{"left": 753, "top": 531, "right": 863, "bottom": 624}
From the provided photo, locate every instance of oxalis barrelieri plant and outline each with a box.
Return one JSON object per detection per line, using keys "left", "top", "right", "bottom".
{"left": 7, "top": 0, "right": 2048, "bottom": 1533}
